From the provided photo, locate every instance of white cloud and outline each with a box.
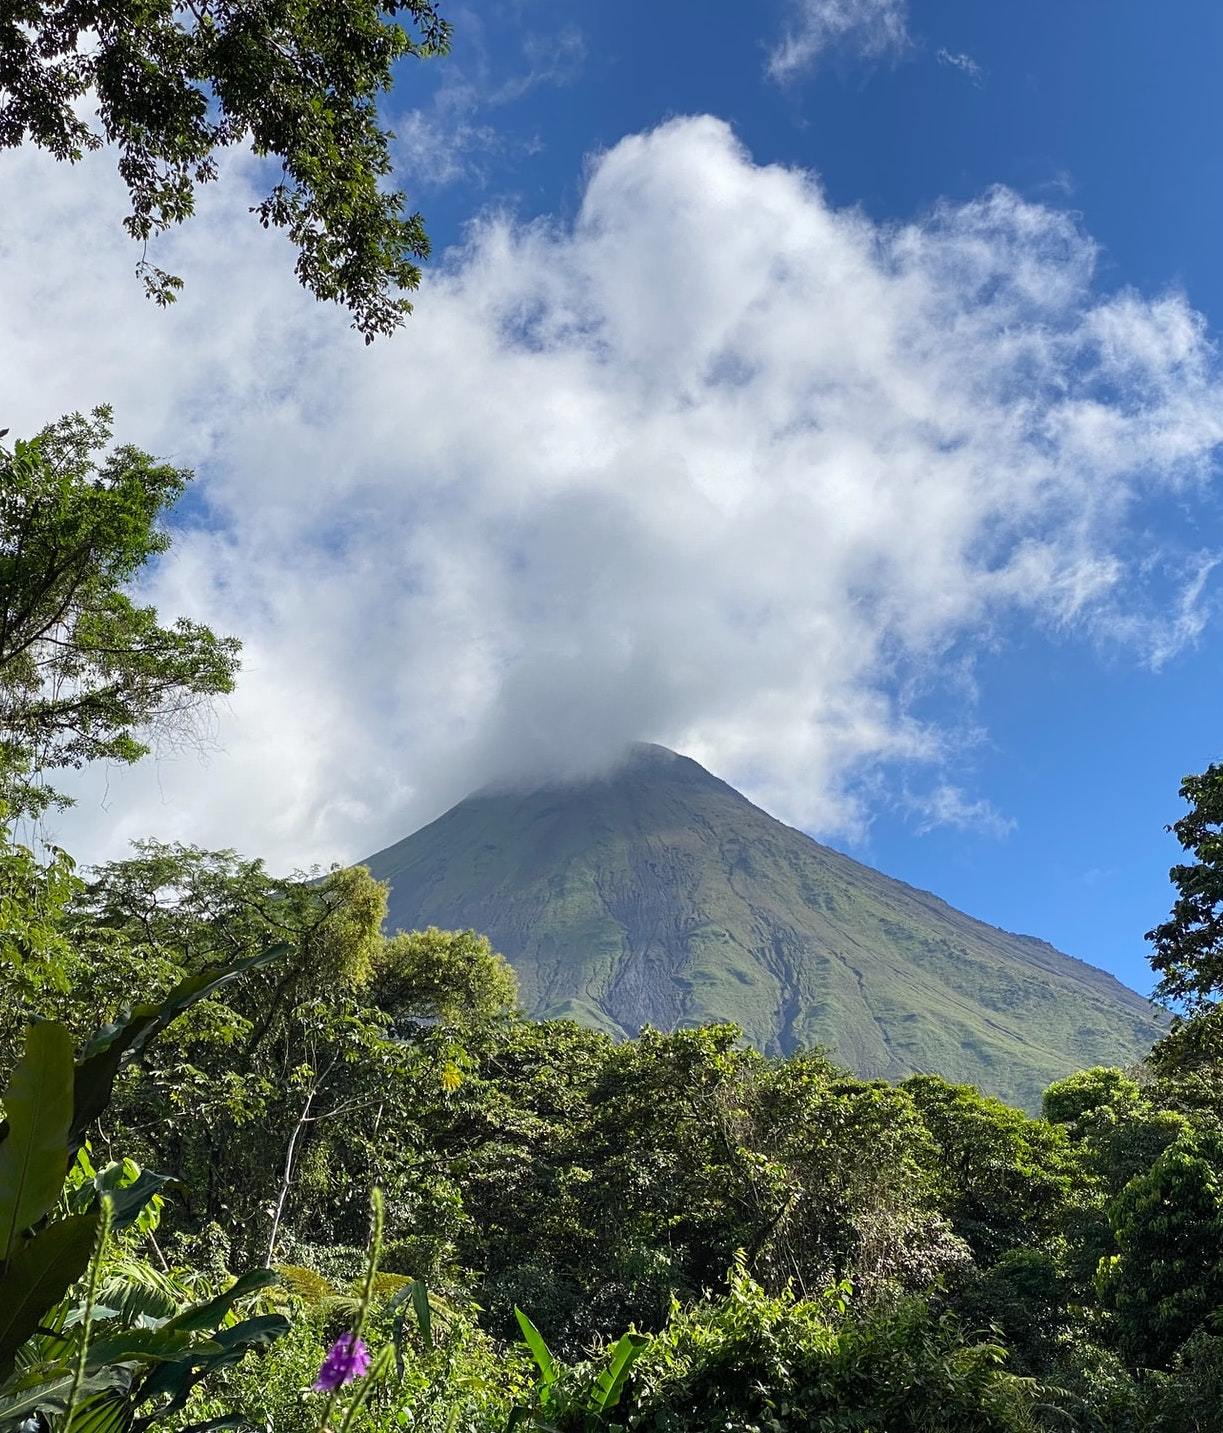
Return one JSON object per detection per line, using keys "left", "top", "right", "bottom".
{"left": 768, "top": 0, "right": 909, "bottom": 81}
{"left": 394, "top": 23, "right": 584, "bottom": 188}
{"left": 908, "top": 784, "right": 1016, "bottom": 839}
{"left": 1096, "top": 551, "right": 1221, "bottom": 667}
{"left": 936, "top": 48, "right": 984, "bottom": 86}
{"left": 395, "top": 88, "right": 509, "bottom": 190}
{"left": 1, "top": 116, "right": 1221, "bottom": 873}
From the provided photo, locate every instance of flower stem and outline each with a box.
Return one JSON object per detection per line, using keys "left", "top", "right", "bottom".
{"left": 353, "top": 1187, "right": 385, "bottom": 1346}
{"left": 64, "top": 1194, "right": 114, "bottom": 1433}
{"left": 319, "top": 1188, "right": 384, "bottom": 1433}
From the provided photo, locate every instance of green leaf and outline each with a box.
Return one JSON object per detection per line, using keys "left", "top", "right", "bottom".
{"left": 163, "top": 1269, "right": 279, "bottom": 1334}
{"left": 0, "top": 1214, "right": 99, "bottom": 1378}
{"left": 68, "top": 1273, "right": 179, "bottom": 1329}
{"left": 388, "top": 1276, "right": 434, "bottom": 1380}
{"left": 133, "top": 1315, "right": 288, "bottom": 1413}
{"left": 410, "top": 1279, "right": 432, "bottom": 1351}
{"left": 63, "top": 1388, "right": 131, "bottom": 1433}
{"left": 84, "top": 1328, "right": 216, "bottom": 1369}
{"left": 0, "top": 1024, "right": 75, "bottom": 1259}
{"left": 586, "top": 1332, "right": 648, "bottom": 1418}
{"left": 0, "top": 1366, "right": 129, "bottom": 1425}
{"left": 93, "top": 1170, "right": 177, "bottom": 1234}
{"left": 513, "top": 1308, "right": 556, "bottom": 1390}
{"left": 71, "top": 945, "right": 288, "bottom": 1149}
{"left": 276, "top": 1263, "right": 347, "bottom": 1310}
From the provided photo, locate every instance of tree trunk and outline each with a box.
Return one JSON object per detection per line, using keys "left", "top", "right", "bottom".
{"left": 265, "top": 1083, "right": 318, "bottom": 1264}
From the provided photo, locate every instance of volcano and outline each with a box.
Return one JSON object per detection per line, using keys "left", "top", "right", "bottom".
{"left": 361, "top": 744, "right": 1158, "bottom": 1109}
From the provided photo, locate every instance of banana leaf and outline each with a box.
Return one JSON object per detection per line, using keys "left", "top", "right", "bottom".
{"left": 0, "top": 1026, "right": 75, "bottom": 1260}
{"left": 586, "top": 1332, "right": 648, "bottom": 1418}
{"left": 513, "top": 1308, "right": 556, "bottom": 1392}
{"left": 0, "top": 1216, "right": 100, "bottom": 1378}
{"left": 162, "top": 1270, "right": 279, "bottom": 1335}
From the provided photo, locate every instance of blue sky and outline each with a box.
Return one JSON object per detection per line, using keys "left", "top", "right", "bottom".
{"left": 388, "top": 0, "right": 1223, "bottom": 995}
{"left": 4, "top": 0, "right": 1223, "bottom": 1000}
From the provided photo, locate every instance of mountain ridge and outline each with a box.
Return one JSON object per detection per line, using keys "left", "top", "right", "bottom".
{"left": 362, "top": 743, "right": 1158, "bottom": 1108}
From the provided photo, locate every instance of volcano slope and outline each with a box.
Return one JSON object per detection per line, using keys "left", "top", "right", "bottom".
{"left": 363, "top": 744, "right": 1158, "bottom": 1109}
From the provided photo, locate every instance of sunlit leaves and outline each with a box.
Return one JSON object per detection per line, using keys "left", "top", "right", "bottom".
{"left": 1, "top": 0, "right": 451, "bottom": 337}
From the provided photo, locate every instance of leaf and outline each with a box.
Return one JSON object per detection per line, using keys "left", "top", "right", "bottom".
{"left": 0, "top": 1024, "right": 75, "bottom": 1260}
{"left": 410, "top": 1279, "right": 432, "bottom": 1351}
{"left": 369, "top": 1272, "right": 411, "bottom": 1296}
{"left": 71, "top": 945, "right": 288, "bottom": 1150}
{"left": 513, "top": 1308, "right": 556, "bottom": 1390}
{"left": 93, "top": 1170, "right": 177, "bottom": 1235}
{"left": 84, "top": 1329, "right": 216, "bottom": 1369}
{"left": 275, "top": 1265, "right": 339, "bottom": 1308}
{"left": 64, "top": 1388, "right": 131, "bottom": 1433}
{"left": 586, "top": 1332, "right": 648, "bottom": 1418}
{"left": 133, "top": 1315, "right": 288, "bottom": 1413}
{"left": 0, "top": 1366, "right": 130, "bottom": 1426}
{"left": 388, "top": 1277, "right": 432, "bottom": 1380}
{"left": 68, "top": 1265, "right": 180, "bottom": 1328}
{"left": 163, "top": 1270, "right": 279, "bottom": 1334}
{"left": 0, "top": 1214, "right": 99, "bottom": 1378}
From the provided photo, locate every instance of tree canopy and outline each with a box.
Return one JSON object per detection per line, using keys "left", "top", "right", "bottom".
{"left": 4, "top": 795, "right": 1223, "bottom": 1429}
{"left": 0, "top": 0, "right": 450, "bottom": 338}
{"left": 0, "top": 408, "right": 239, "bottom": 820}
{"left": 1148, "top": 762, "right": 1223, "bottom": 1013}
{"left": 1145, "top": 762, "right": 1223, "bottom": 1073}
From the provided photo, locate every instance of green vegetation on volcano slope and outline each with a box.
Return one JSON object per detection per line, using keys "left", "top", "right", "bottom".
{"left": 364, "top": 744, "right": 1158, "bottom": 1110}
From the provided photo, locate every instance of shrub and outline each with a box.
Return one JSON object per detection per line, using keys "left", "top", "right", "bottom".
{"left": 607, "top": 1259, "right": 1041, "bottom": 1433}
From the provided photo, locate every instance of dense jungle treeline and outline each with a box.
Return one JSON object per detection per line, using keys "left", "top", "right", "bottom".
{"left": 4, "top": 743, "right": 1223, "bottom": 1429}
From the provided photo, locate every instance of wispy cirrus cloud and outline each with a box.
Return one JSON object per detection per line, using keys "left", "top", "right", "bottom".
{"left": 767, "top": 0, "right": 909, "bottom": 81}
{"left": 908, "top": 785, "right": 1017, "bottom": 839}
{"left": 936, "top": 47, "right": 984, "bottom": 86}
{"left": 394, "top": 22, "right": 585, "bottom": 189}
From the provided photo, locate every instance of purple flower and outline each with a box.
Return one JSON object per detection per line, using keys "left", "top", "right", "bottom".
{"left": 312, "top": 1333, "right": 372, "bottom": 1392}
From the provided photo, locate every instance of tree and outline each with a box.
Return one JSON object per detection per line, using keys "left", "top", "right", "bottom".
{"left": 752, "top": 1055, "right": 963, "bottom": 1300}
{"left": 76, "top": 843, "right": 521, "bottom": 1263}
{"left": 414, "top": 1022, "right": 767, "bottom": 1350}
{"left": 557, "top": 1024, "right": 767, "bottom": 1337}
{"left": 1148, "top": 763, "right": 1223, "bottom": 1017}
{"left": 0, "top": 831, "right": 81, "bottom": 1066}
{"left": 1, "top": 0, "right": 450, "bottom": 338}
{"left": 1099, "top": 1129, "right": 1223, "bottom": 1368}
{"left": 1042, "top": 1067, "right": 1185, "bottom": 1197}
{"left": 1033, "top": 1068, "right": 1186, "bottom": 1340}
{"left": 374, "top": 926, "right": 520, "bottom": 1035}
{"left": 412, "top": 1015, "right": 614, "bottom": 1337}
{"left": 76, "top": 845, "right": 391, "bottom": 1250}
{"left": 903, "top": 1075, "right": 1079, "bottom": 1265}
{"left": 0, "top": 410, "right": 239, "bottom": 821}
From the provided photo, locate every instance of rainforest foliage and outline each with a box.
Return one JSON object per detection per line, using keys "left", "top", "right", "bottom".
{"left": 0, "top": 0, "right": 449, "bottom": 335}
{"left": 3, "top": 755, "right": 1223, "bottom": 1431}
